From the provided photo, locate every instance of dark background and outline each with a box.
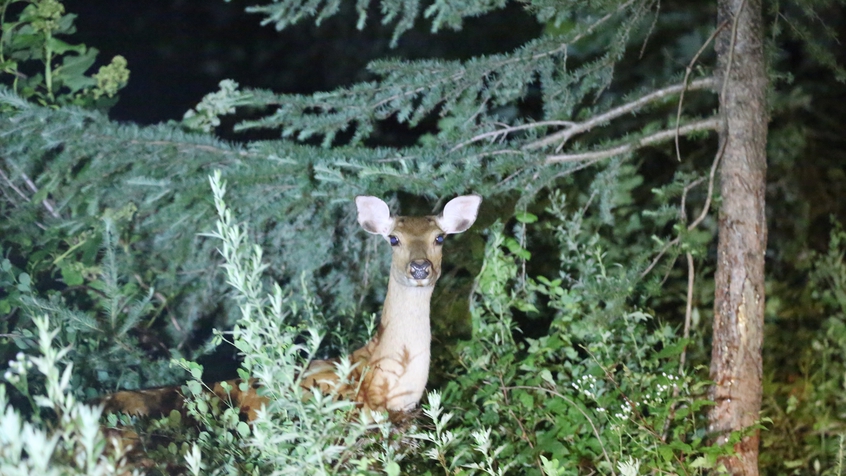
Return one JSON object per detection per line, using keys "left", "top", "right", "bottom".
{"left": 63, "top": 0, "right": 543, "bottom": 126}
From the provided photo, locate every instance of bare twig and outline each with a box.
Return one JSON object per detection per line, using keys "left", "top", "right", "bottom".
{"left": 0, "top": 166, "right": 49, "bottom": 229}
{"left": 675, "top": 22, "right": 729, "bottom": 162}
{"left": 680, "top": 252, "right": 695, "bottom": 372}
{"left": 679, "top": 177, "right": 706, "bottom": 222}
{"left": 688, "top": 136, "right": 726, "bottom": 231}
{"left": 526, "top": 77, "right": 717, "bottom": 152}
{"left": 661, "top": 251, "right": 696, "bottom": 442}
{"left": 545, "top": 118, "right": 720, "bottom": 164}
{"left": 640, "top": 137, "right": 726, "bottom": 279}
{"left": 638, "top": 0, "right": 660, "bottom": 59}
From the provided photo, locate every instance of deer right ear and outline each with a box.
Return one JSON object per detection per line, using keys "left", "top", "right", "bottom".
{"left": 356, "top": 196, "right": 394, "bottom": 236}
{"left": 437, "top": 195, "right": 482, "bottom": 234}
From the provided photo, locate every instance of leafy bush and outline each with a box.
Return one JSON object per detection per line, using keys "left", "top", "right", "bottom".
{"left": 0, "top": 0, "right": 128, "bottom": 108}
{"left": 761, "top": 222, "right": 846, "bottom": 474}
{"left": 3, "top": 0, "right": 846, "bottom": 474}
{"left": 1, "top": 315, "right": 136, "bottom": 475}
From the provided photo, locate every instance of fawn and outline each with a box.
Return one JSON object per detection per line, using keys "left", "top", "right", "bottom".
{"left": 100, "top": 195, "right": 481, "bottom": 420}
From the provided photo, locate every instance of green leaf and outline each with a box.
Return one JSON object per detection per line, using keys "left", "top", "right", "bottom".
{"left": 60, "top": 264, "right": 83, "bottom": 286}
{"left": 46, "top": 36, "right": 85, "bottom": 55}
{"left": 516, "top": 390, "right": 533, "bottom": 408}
{"left": 690, "top": 456, "right": 714, "bottom": 469}
{"left": 168, "top": 409, "right": 182, "bottom": 425}
{"left": 515, "top": 211, "right": 538, "bottom": 223}
{"left": 57, "top": 49, "right": 98, "bottom": 92}
{"left": 237, "top": 421, "right": 250, "bottom": 437}
{"left": 187, "top": 380, "right": 203, "bottom": 396}
{"left": 384, "top": 461, "right": 401, "bottom": 476}
{"left": 653, "top": 339, "right": 689, "bottom": 359}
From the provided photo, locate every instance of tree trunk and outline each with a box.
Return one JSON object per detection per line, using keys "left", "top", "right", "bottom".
{"left": 709, "top": 0, "right": 768, "bottom": 474}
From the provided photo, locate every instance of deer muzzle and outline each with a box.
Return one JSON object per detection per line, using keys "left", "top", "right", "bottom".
{"left": 408, "top": 259, "right": 433, "bottom": 280}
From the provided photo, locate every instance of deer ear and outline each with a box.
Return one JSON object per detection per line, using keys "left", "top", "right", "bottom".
{"left": 356, "top": 196, "right": 394, "bottom": 236}
{"left": 437, "top": 195, "right": 482, "bottom": 234}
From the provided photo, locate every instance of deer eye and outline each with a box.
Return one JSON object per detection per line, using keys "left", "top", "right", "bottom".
{"left": 389, "top": 235, "right": 400, "bottom": 246}
{"left": 435, "top": 235, "right": 445, "bottom": 245}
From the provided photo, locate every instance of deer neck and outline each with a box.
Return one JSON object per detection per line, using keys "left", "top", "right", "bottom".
{"left": 361, "top": 277, "right": 435, "bottom": 411}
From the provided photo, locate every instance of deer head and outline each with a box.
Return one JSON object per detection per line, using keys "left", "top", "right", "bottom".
{"left": 355, "top": 195, "right": 482, "bottom": 288}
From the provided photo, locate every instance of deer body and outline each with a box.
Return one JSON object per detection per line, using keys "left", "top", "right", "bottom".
{"left": 101, "top": 195, "right": 481, "bottom": 419}
{"left": 360, "top": 283, "right": 433, "bottom": 410}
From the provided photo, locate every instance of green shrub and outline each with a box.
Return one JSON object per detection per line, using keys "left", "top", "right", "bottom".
{"left": 1, "top": 315, "right": 136, "bottom": 475}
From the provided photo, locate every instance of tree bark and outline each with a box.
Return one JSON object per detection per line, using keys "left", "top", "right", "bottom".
{"left": 709, "top": 0, "right": 768, "bottom": 474}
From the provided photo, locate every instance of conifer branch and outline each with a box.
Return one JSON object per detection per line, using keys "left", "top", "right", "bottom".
{"left": 0, "top": 165, "right": 59, "bottom": 219}
{"left": 544, "top": 117, "right": 721, "bottom": 164}
{"left": 21, "top": 172, "right": 60, "bottom": 219}
{"left": 450, "top": 121, "right": 577, "bottom": 152}
{"left": 0, "top": 166, "right": 29, "bottom": 203}
{"left": 124, "top": 139, "right": 254, "bottom": 158}
{"left": 236, "top": 0, "right": 645, "bottom": 145}
{"left": 527, "top": 77, "right": 718, "bottom": 152}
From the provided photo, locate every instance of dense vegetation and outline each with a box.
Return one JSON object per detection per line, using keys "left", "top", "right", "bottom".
{"left": 1, "top": 0, "right": 845, "bottom": 474}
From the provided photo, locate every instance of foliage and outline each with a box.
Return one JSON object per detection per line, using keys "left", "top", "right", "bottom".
{"left": 1, "top": 214, "right": 189, "bottom": 396}
{"left": 0, "top": 0, "right": 129, "bottom": 108}
{"left": 1, "top": 315, "right": 136, "bottom": 475}
{"left": 1, "top": 0, "right": 846, "bottom": 474}
{"left": 399, "top": 193, "right": 731, "bottom": 475}
{"left": 761, "top": 221, "right": 846, "bottom": 474}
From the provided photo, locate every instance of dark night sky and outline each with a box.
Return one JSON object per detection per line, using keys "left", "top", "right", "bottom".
{"left": 61, "top": 1, "right": 542, "bottom": 126}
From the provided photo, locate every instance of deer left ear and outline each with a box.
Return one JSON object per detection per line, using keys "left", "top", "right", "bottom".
{"left": 437, "top": 195, "right": 482, "bottom": 234}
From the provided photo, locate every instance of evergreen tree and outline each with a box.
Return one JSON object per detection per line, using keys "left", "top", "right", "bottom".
{"left": 1, "top": 0, "right": 845, "bottom": 474}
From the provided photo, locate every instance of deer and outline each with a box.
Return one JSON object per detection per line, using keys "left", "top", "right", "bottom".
{"left": 100, "top": 194, "right": 482, "bottom": 421}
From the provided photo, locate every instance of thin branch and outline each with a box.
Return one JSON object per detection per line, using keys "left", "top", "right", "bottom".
{"left": 689, "top": 5, "right": 743, "bottom": 360}
{"left": 661, "top": 251, "right": 696, "bottom": 442}
{"left": 526, "top": 77, "right": 717, "bottom": 152}
{"left": 112, "top": 137, "right": 253, "bottom": 158}
{"left": 545, "top": 118, "right": 720, "bottom": 164}
{"left": 20, "top": 172, "right": 60, "bottom": 219}
{"left": 681, "top": 177, "right": 705, "bottom": 219}
{"left": 688, "top": 135, "right": 726, "bottom": 232}
{"left": 0, "top": 167, "right": 30, "bottom": 202}
{"left": 640, "top": 137, "right": 726, "bottom": 279}
{"left": 675, "top": 21, "right": 729, "bottom": 162}
{"left": 505, "top": 385, "right": 616, "bottom": 476}
{"left": 680, "top": 252, "right": 695, "bottom": 372}
{"left": 450, "top": 120, "right": 577, "bottom": 152}
{"left": 0, "top": 166, "right": 49, "bottom": 229}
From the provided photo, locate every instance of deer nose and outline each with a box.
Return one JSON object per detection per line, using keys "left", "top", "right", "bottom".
{"left": 409, "top": 259, "right": 432, "bottom": 280}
